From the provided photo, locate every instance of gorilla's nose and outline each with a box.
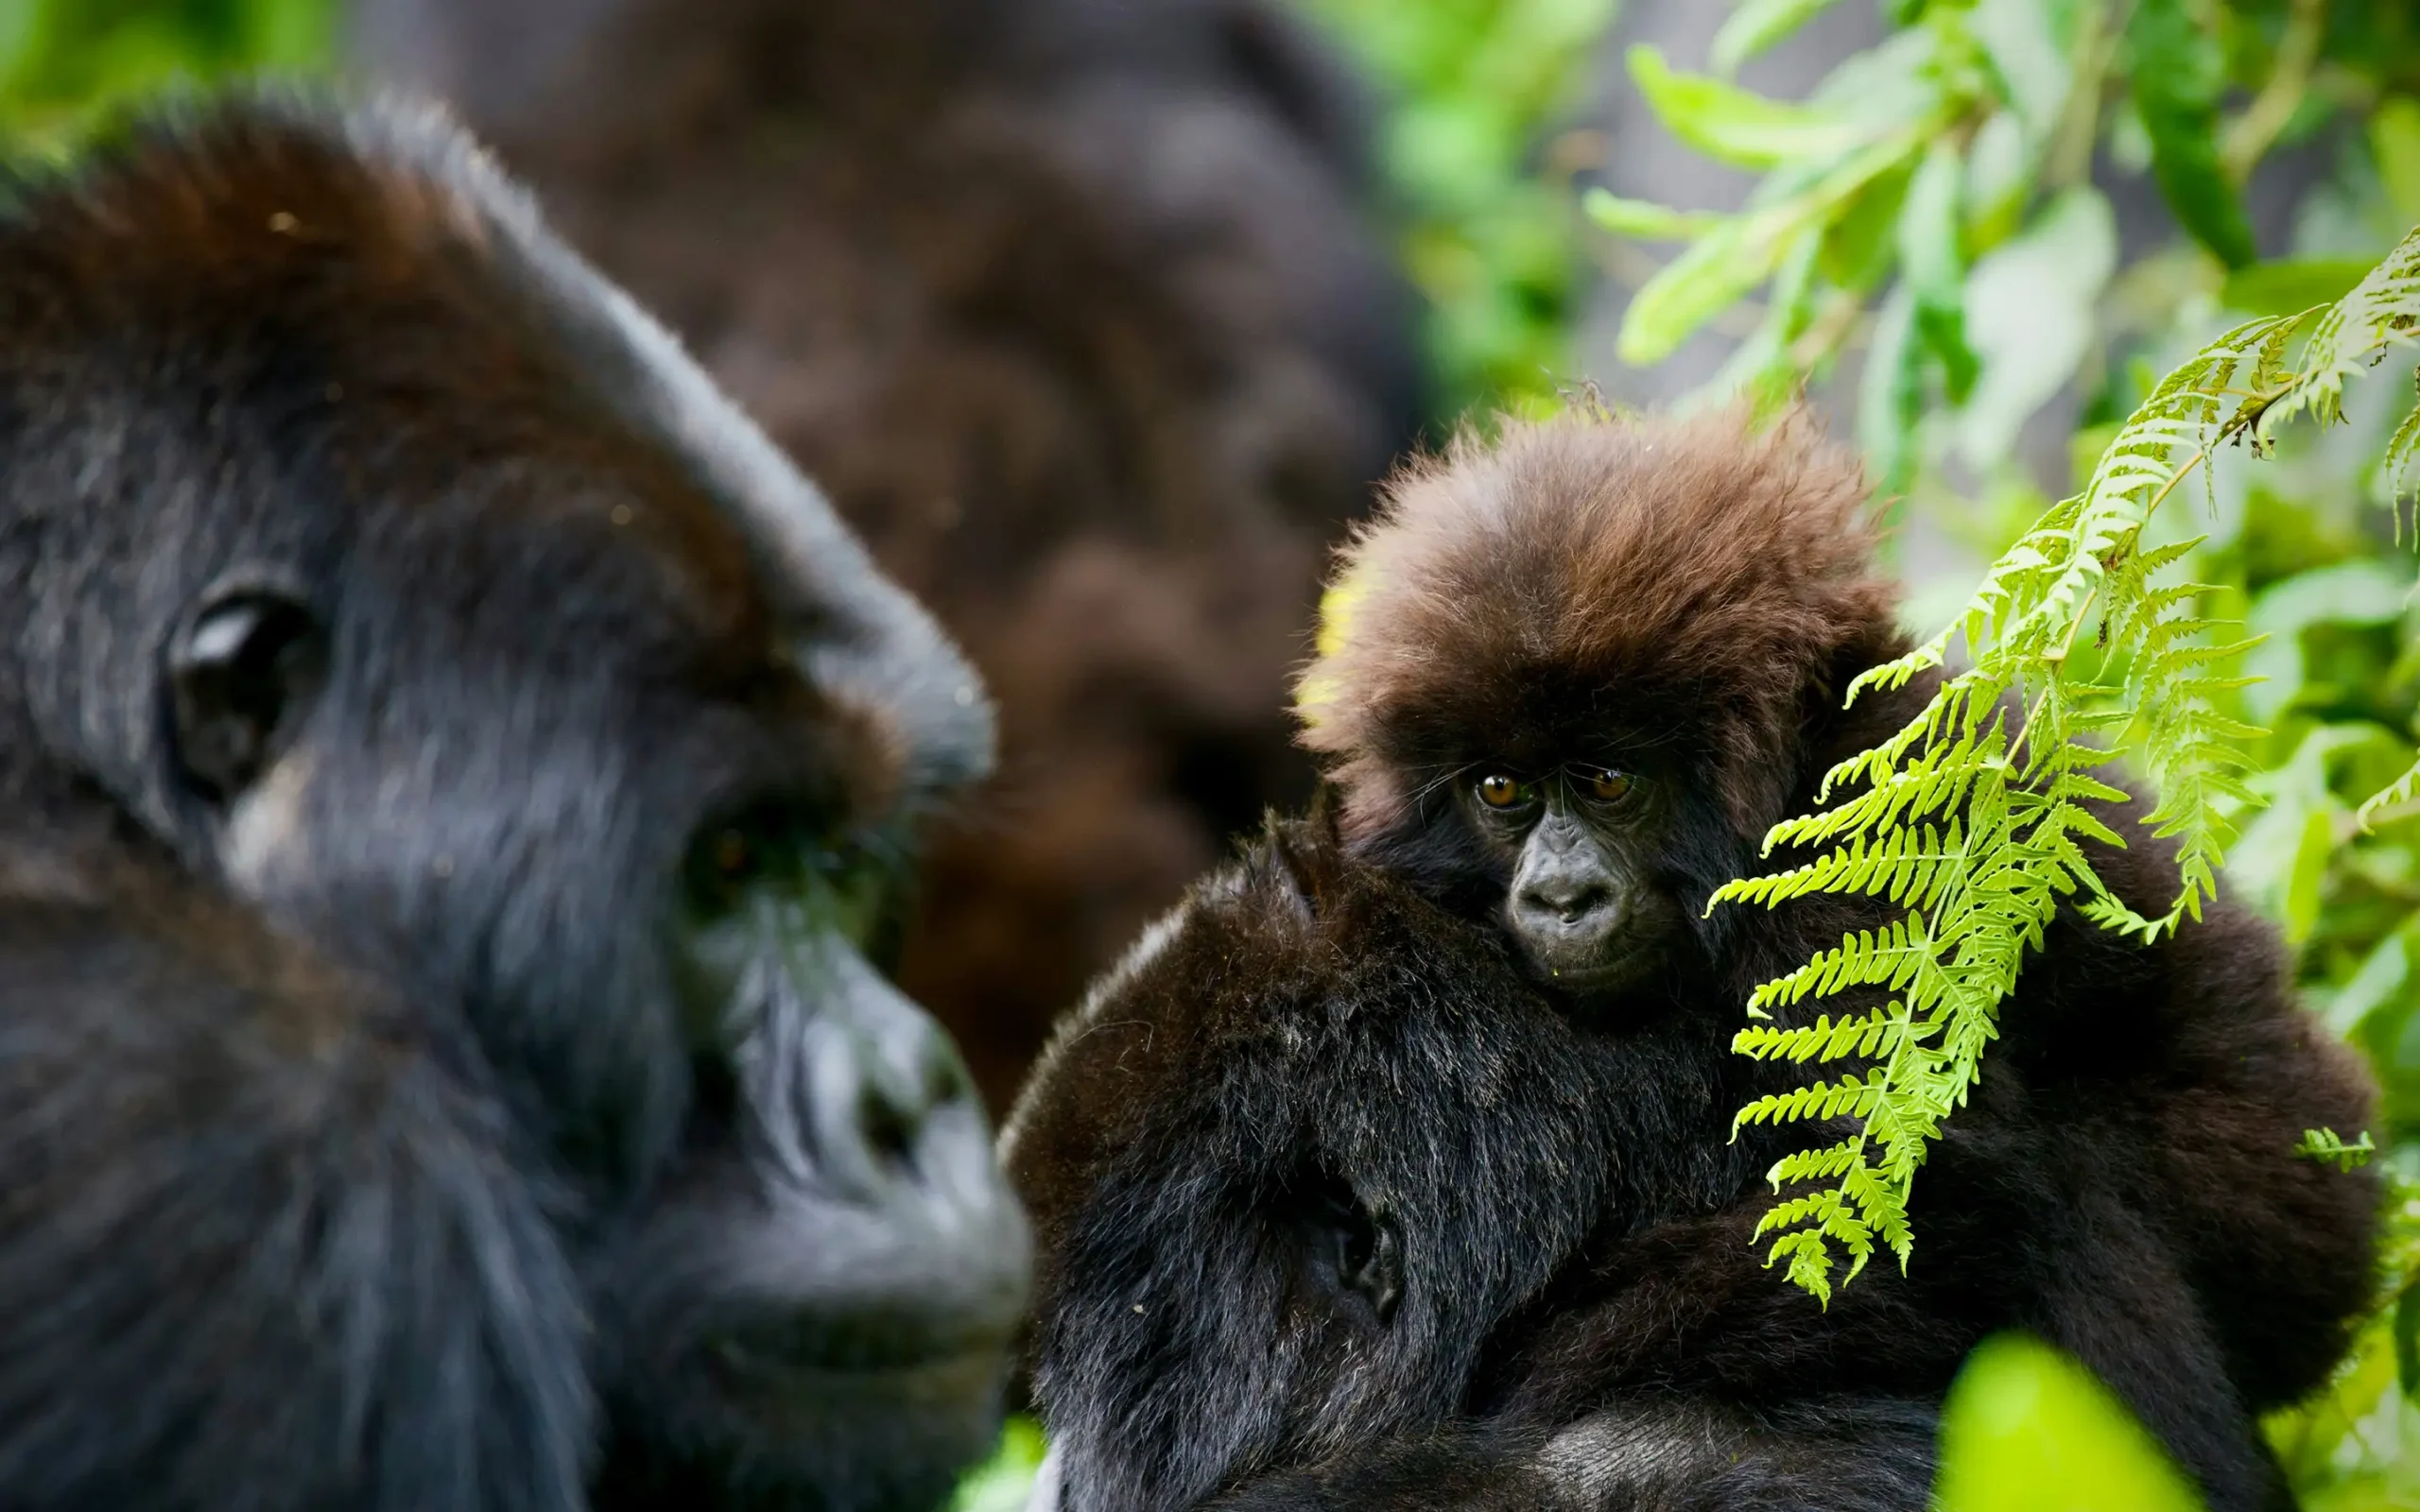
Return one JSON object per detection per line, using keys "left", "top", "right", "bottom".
{"left": 1514, "top": 871, "right": 1616, "bottom": 934}
{"left": 809, "top": 968, "right": 993, "bottom": 1209}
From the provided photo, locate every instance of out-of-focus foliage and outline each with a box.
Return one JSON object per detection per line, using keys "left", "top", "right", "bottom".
{"left": 0, "top": 0, "right": 333, "bottom": 154}
{"left": 1934, "top": 1332, "right": 2207, "bottom": 1512}
{"left": 950, "top": 1415, "right": 1047, "bottom": 1512}
{"left": 1593, "top": 0, "right": 2420, "bottom": 1503}
{"left": 1293, "top": 0, "right": 1622, "bottom": 418}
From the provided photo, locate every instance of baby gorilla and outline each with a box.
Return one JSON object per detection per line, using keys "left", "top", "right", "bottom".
{"left": 1005, "top": 409, "right": 2381, "bottom": 1512}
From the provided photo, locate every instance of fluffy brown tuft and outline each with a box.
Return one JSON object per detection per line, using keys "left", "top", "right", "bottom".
{"left": 1297, "top": 404, "right": 1903, "bottom": 844}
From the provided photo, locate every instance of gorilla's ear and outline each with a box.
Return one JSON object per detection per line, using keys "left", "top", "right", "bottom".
{"left": 166, "top": 586, "right": 329, "bottom": 804}
{"left": 1303, "top": 782, "right": 1346, "bottom": 850}
{"left": 1264, "top": 796, "right": 1349, "bottom": 923}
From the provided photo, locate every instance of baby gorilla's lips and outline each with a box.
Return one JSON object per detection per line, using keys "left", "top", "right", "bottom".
{"left": 1518, "top": 919, "right": 1659, "bottom": 999}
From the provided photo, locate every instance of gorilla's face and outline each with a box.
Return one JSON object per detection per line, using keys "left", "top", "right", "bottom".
{"left": 130, "top": 119, "right": 1030, "bottom": 1509}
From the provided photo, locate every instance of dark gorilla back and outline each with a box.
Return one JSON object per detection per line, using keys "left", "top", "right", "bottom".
{"left": 350, "top": 0, "right": 1428, "bottom": 1106}
{"left": 1005, "top": 808, "right": 2379, "bottom": 1511}
{"left": 0, "top": 93, "right": 1026, "bottom": 1511}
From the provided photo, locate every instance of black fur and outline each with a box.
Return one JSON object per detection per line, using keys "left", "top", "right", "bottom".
{"left": 1004, "top": 409, "right": 2384, "bottom": 1511}
{"left": 0, "top": 92, "right": 1026, "bottom": 1511}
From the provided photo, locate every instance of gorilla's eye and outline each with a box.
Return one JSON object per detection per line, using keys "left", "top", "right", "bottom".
{"left": 682, "top": 800, "right": 889, "bottom": 946}
{"left": 712, "top": 828, "right": 763, "bottom": 884}
{"left": 166, "top": 589, "right": 327, "bottom": 804}
{"left": 1476, "top": 773, "right": 1526, "bottom": 809}
{"left": 1574, "top": 765, "right": 1634, "bottom": 803}
{"left": 684, "top": 808, "right": 797, "bottom": 915}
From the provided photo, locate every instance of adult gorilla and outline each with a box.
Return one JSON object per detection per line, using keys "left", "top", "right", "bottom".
{"left": 0, "top": 93, "right": 1027, "bottom": 1511}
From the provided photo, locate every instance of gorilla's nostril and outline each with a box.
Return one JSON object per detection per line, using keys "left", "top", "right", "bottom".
{"left": 924, "top": 1049, "right": 971, "bottom": 1110}
{"left": 859, "top": 1086, "right": 920, "bottom": 1169}
{"left": 1518, "top": 882, "right": 1611, "bottom": 929}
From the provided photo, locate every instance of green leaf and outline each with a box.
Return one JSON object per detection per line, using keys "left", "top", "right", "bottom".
{"left": 2279, "top": 807, "right": 2331, "bottom": 946}
{"left": 1898, "top": 138, "right": 1965, "bottom": 309}
{"left": 2324, "top": 924, "right": 2412, "bottom": 1039}
{"left": 1709, "top": 0, "right": 1845, "bottom": 78}
{"left": 1626, "top": 43, "right": 1873, "bottom": 169}
{"left": 1858, "top": 284, "right": 1923, "bottom": 497}
{"left": 1619, "top": 132, "right": 1922, "bottom": 366}
{"left": 1581, "top": 188, "right": 1720, "bottom": 242}
{"left": 1618, "top": 216, "right": 1789, "bottom": 368}
{"left": 950, "top": 1418, "right": 1046, "bottom": 1512}
{"left": 2221, "top": 259, "right": 2375, "bottom": 317}
{"left": 2374, "top": 96, "right": 2420, "bottom": 226}
{"left": 1962, "top": 112, "right": 2030, "bottom": 250}
{"left": 1966, "top": 0, "right": 2074, "bottom": 148}
{"left": 2293, "top": 1128, "right": 2377, "bottom": 1173}
{"left": 1934, "top": 1334, "right": 2207, "bottom": 1512}
{"left": 2126, "top": 0, "right": 2256, "bottom": 268}
{"left": 1817, "top": 160, "right": 1913, "bottom": 291}
{"left": 1957, "top": 187, "right": 2119, "bottom": 469}
{"left": 2397, "top": 1280, "right": 2420, "bottom": 1398}
{"left": 1900, "top": 138, "right": 1978, "bottom": 403}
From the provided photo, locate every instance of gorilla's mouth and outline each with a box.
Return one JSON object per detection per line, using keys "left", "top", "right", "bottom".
{"left": 702, "top": 1306, "right": 1016, "bottom": 1392}
{"left": 1520, "top": 936, "right": 1664, "bottom": 1000}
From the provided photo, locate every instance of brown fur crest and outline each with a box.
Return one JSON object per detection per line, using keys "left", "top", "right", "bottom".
{"left": 1296, "top": 404, "right": 1905, "bottom": 842}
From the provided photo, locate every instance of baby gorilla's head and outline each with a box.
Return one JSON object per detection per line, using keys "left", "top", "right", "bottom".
{"left": 1295, "top": 404, "right": 1905, "bottom": 1007}
{"left": 1000, "top": 813, "right": 1684, "bottom": 1512}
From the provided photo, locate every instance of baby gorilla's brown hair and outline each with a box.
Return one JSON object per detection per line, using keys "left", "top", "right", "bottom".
{"left": 1298, "top": 405, "right": 1906, "bottom": 849}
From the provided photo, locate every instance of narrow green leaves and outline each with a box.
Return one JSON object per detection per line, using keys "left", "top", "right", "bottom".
{"left": 1627, "top": 45, "right": 1874, "bottom": 168}
{"left": 1582, "top": 188, "right": 1720, "bottom": 241}
{"left": 1957, "top": 187, "right": 2119, "bottom": 468}
{"left": 1619, "top": 129, "right": 1925, "bottom": 365}
{"left": 1710, "top": 0, "right": 1845, "bottom": 78}
{"left": 1900, "top": 139, "right": 1978, "bottom": 403}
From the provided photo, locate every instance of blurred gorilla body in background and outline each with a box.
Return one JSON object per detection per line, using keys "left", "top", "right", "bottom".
{"left": 0, "top": 93, "right": 1026, "bottom": 1511}
{"left": 354, "top": 0, "right": 1428, "bottom": 1107}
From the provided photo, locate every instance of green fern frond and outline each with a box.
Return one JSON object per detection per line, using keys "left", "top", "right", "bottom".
{"left": 2358, "top": 755, "right": 2420, "bottom": 833}
{"left": 2255, "top": 230, "right": 2420, "bottom": 442}
{"left": 1734, "top": 1005, "right": 1908, "bottom": 1063}
{"left": 1733, "top": 1071, "right": 1889, "bottom": 1131}
{"left": 1714, "top": 221, "right": 2420, "bottom": 1300}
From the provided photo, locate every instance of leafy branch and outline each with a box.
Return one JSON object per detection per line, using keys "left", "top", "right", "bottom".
{"left": 1713, "top": 224, "right": 2420, "bottom": 1304}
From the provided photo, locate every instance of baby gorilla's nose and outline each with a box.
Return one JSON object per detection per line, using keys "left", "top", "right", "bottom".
{"left": 1506, "top": 836, "right": 1633, "bottom": 989}
{"left": 1517, "top": 872, "right": 1615, "bottom": 928}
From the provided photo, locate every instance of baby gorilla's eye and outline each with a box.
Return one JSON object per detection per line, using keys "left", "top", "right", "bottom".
{"left": 1476, "top": 773, "right": 1525, "bottom": 809}
{"left": 1574, "top": 765, "right": 1633, "bottom": 802}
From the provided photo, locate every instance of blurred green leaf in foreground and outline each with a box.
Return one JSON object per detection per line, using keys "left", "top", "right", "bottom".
{"left": 1935, "top": 1333, "right": 2207, "bottom": 1512}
